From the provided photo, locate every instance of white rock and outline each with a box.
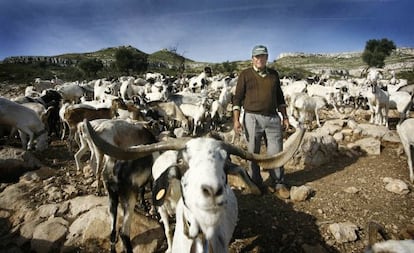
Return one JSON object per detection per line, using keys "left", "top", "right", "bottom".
{"left": 328, "top": 222, "right": 358, "bottom": 243}
{"left": 383, "top": 178, "right": 410, "bottom": 195}
{"left": 343, "top": 187, "right": 359, "bottom": 194}
{"left": 290, "top": 185, "right": 313, "bottom": 202}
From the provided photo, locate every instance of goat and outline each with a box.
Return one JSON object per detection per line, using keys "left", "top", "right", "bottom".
{"left": 289, "top": 92, "right": 327, "bottom": 128}
{"left": 24, "top": 86, "right": 41, "bottom": 97}
{"left": 0, "top": 97, "right": 48, "bottom": 151}
{"left": 21, "top": 102, "right": 54, "bottom": 134}
{"left": 389, "top": 91, "right": 413, "bottom": 124}
{"left": 63, "top": 98, "right": 123, "bottom": 148}
{"left": 119, "top": 77, "right": 146, "bottom": 101}
{"left": 145, "top": 100, "right": 190, "bottom": 134}
{"left": 365, "top": 82, "right": 390, "bottom": 127}
{"left": 210, "top": 82, "right": 232, "bottom": 130}
{"left": 179, "top": 101, "right": 209, "bottom": 136}
{"left": 75, "top": 119, "right": 158, "bottom": 193}
{"left": 396, "top": 118, "right": 414, "bottom": 183}
{"left": 93, "top": 79, "right": 116, "bottom": 102}
{"left": 188, "top": 70, "right": 211, "bottom": 93}
{"left": 12, "top": 89, "right": 63, "bottom": 137}
{"left": 151, "top": 146, "right": 261, "bottom": 253}
{"left": 306, "top": 84, "right": 341, "bottom": 112}
{"left": 33, "top": 78, "right": 55, "bottom": 92}
{"left": 85, "top": 119, "right": 305, "bottom": 253}
{"left": 365, "top": 221, "right": 414, "bottom": 253}
{"left": 281, "top": 79, "right": 307, "bottom": 102}
{"left": 55, "top": 82, "right": 85, "bottom": 103}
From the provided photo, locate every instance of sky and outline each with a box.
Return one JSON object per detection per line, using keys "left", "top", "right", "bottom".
{"left": 0, "top": 0, "right": 413, "bottom": 63}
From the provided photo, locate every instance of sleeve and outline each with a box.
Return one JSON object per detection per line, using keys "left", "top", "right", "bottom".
{"left": 275, "top": 72, "right": 287, "bottom": 107}
{"left": 232, "top": 71, "right": 246, "bottom": 111}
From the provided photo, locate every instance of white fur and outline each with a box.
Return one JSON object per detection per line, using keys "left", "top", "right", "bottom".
{"left": 396, "top": 118, "right": 414, "bottom": 183}
{"left": 370, "top": 239, "right": 414, "bottom": 253}
{"left": 171, "top": 138, "right": 238, "bottom": 253}
{"left": 0, "top": 97, "right": 48, "bottom": 151}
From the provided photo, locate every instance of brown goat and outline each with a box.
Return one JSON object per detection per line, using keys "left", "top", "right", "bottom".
{"left": 64, "top": 98, "right": 124, "bottom": 150}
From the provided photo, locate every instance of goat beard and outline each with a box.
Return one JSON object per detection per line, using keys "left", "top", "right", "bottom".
{"left": 183, "top": 192, "right": 226, "bottom": 238}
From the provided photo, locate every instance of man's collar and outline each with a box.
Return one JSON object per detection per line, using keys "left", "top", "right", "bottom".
{"left": 253, "top": 66, "right": 268, "bottom": 76}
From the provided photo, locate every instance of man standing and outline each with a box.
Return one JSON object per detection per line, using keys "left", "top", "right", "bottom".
{"left": 233, "top": 45, "right": 290, "bottom": 197}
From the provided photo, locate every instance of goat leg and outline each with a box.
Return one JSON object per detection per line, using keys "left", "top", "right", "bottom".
{"left": 107, "top": 184, "right": 119, "bottom": 253}
{"left": 120, "top": 191, "right": 137, "bottom": 253}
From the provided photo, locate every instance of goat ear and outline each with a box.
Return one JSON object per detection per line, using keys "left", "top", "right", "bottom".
{"left": 152, "top": 165, "right": 183, "bottom": 206}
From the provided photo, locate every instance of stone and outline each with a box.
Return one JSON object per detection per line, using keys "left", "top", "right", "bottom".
{"left": 328, "top": 222, "right": 358, "bottom": 243}
{"left": 31, "top": 217, "right": 68, "bottom": 253}
{"left": 290, "top": 185, "right": 312, "bottom": 202}
{"left": 349, "top": 137, "right": 381, "bottom": 155}
{"left": 383, "top": 177, "right": 410, "bottom": 195}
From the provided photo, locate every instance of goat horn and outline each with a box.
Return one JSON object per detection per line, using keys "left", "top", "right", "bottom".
{"left": 84, "top": 119, "right": 191, "bottom": 160}
{"left": 85, "top": 119, "right": 304, "bottom": 168}
{"left": 221, "top": 126, "right": 305, "bottom": 170}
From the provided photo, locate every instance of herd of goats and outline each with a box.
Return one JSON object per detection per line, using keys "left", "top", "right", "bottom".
{"left": 0, "top": 66, "right": 413, "bottom": 253}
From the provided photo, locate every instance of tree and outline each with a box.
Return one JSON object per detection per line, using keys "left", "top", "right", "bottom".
{"left": 115, "top": 47, "right": 148, "bottom": 75}
{"left": 78, "top": 58, "right": 103, "bottom": 78}
{"left": 221, "top": 61, "right": 238, "bottom": 74}
{"left": 362, "top": 38, "right": 396, "bottom": 68}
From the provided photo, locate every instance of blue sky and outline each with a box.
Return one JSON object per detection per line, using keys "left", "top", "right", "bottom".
{"left": 0, "top": 0, "right": 413, "bottom": 63}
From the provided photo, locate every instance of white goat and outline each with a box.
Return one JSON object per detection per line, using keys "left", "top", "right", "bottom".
{"left": 306, "top": 84, "right": 341, "bottom": 112}
{"left": 289, "top": 92, "right": 327, "bottom": 128}
{"left": 179, "top": 101, "right": 208, "bottom": 136}
{"left": 365, "top": 83, "right": 390, "bottom": 127}
{"left": 33, "top": 78, "right": 55, "bottom": 92}
{"left": 151, "top": 146, "right": 261, "bottom": 253}
{"left": 188, "top": 71, "right": 210, "bottom": 92}
{"left": 210, "top": 82, "right": 232, "bottom": 128}
{"left": 389, "top": 91, "right": 413, "bottom": 124}
{"left": 93, "top": 79, "right": 116, "bottom": 102}
{"left": 55, "top": 82, "right": 85, "bottom": 103}
{"left": 281, "top": 79, "right": 307, "bottom": 102}
{"left": 25, "top": 86, "right": 41, "bottom": 97}
{"left": 365, "top": 221, "right": 414, "bottom": 253}
{"left": 85, "top": 120, "right": 305, "bottom": 253}
{"left": 119, "top": 77, "right": 146, "bottom": 101}
{"left": 396, "top": 118, "right": 414, "bottom": 183}
{"left": 0, "top": 97, "right": 48, "bottom": 151}
{"left": 151, "top": 150, "right": 183, "bottom": 253}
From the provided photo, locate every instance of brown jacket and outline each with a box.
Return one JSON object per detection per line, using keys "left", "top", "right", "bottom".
{"left": 233, "top": 67, "right": 286, "bottom": 115}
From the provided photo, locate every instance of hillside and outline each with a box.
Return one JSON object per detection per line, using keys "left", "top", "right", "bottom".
{"left": 274, "top": 47, "right": 414, "bottom": 77}
{"left": 1, "top": 46, "right": 413, "bottom": 83}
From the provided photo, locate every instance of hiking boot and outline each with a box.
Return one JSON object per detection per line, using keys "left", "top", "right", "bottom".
{"left": 274, "top": 184, "right": 290, "bottom": 199}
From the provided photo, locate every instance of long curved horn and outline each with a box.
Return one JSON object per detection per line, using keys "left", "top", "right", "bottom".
{"left": 221, "top": 126, "right": 305, "bottom": 170}
{"left": 84, "top": 119, "right": 191, "bottom": 160}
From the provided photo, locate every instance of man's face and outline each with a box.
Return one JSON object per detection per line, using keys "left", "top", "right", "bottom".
{"left": 252, "top": 54, "right": 268, "bottom": 70}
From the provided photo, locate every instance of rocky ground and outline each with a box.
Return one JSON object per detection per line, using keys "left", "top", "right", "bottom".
{"left": 0, "top": 84, "right": 413, "bottom": 253}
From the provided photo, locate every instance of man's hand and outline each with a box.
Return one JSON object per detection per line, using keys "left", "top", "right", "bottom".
{"left": 234, "top": 120, "right": 243, "bottom": 134}
{"left": 233, "top": 109, "right": 243, "bottom": 134}
{"left": 282, "top": 118, "right": 290, "bottom": 131}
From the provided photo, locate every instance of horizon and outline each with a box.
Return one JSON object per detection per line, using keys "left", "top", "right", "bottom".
{"left": 1, "top": 44, "right": 380, "bottom": 64}
{"left": 1, "top": 0, "right": 413, "bottom": 63}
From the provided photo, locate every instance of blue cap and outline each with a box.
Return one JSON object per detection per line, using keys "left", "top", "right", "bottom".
{"left": 252, "top": 45, "right": 268, "bottom": 56}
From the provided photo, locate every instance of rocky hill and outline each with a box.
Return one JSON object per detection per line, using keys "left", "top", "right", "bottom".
{"left": 1, "top": 46, "right": 413, "bottom": 83}
{"left": 275, "top": 47, "right": 414, "bottom": 77}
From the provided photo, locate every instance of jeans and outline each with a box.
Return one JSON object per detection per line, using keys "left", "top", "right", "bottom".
{"left": 244, "top": 112, "right": 284, "bottom": 186}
